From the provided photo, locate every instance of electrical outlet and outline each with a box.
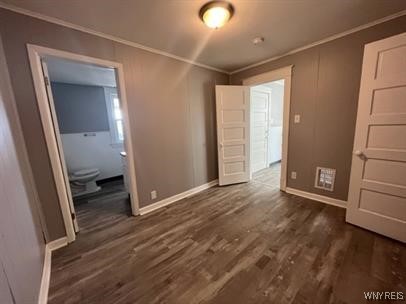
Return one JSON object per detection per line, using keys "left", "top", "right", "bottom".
{"left": 150, "top": 190, "right": 157, "bottom": 200}
{"left": 294, "top": 114, "right": 300, "bottom": 123}
{"left": 291, "top": 171, "right": 297, "bottom": 179}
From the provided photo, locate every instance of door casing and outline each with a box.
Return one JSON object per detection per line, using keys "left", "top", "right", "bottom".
{"left": 243, "top": 65, "right": 293, "bottom": 191}
{"left": 27, "top": 44, "right": 140, "bottom": 243}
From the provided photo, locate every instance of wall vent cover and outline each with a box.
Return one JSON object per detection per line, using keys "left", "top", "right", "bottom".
{"left": 314, "top": 167, "right": 336, "bottom": 191}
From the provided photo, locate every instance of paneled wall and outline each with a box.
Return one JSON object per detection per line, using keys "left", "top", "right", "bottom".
{"left": 231, "top": 15, "right": 406, "bottom": 201}
{"left": 0, "top": 8, "right": 228, "bottom": 241}
{"left": 0, "top": 34, "right": 44, "bottom": 304}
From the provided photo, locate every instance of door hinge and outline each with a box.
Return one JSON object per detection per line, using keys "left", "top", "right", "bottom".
{"left": 44, "top": 76, "right": 50, "bottom": 86}
{"left": 71, "top": 213, "right": 76, "bottom": 220}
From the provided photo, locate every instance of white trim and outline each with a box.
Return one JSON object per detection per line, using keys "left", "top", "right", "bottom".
{"left": 0, "top": 2, "right": 228, "bottom": 74}
{"left": 38, "top": 245, "right": 51, "bottom": 304}
{"left": 243, "top": 66, "right": 292, "bottom": 191}
{"left": 139, "top": 180, "right": 218, "bottom": 215}
{"left": 286, "top": 187, "right": 347, "bottom": 209}
{"left": 243, "top": 66, "right": 293, "bottom": 85}
{"left": 27, "top": 46, "right": 76, "bottom": 242}
{"left": 230, "top": 10, "right": 406, "bottom": 74}
{"left": 0, "top": 3, "right": 404, "bottom": 76}
{"left": 47, "top": 236, "right": 68, "bottom": 251}
{"left": 27, "top": 44, "right": 141, "bottom": 243}
{"left": 38, "top": 237, "right": 68, "bottom": 304}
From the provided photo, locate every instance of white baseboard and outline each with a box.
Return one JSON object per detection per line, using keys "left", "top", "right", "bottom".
{"left": 38, "top": 245, "right": 51, "bottom": 304}
{"left": 139, "top": 180, "right": 218, "bottom": 215}
{"left": 285, "top": 187, "right": 347, "bottom": 209}
{"left": 47, "top": 236, "right": 68, "bottom": 251}
{"left": 38, "top": 237, "right": 68, "bottom": 304}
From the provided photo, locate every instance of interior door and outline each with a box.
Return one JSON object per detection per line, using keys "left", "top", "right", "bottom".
{"left": 41, "top": 60, "right": 79, "bottom": 232}
{"left": 346, "top": 33, "right": 406, "bottom": 242}
{"left": 250, "top": 88, "right": 270, "bottom": 173}
{"left": 216, "top": 85, "right": 250, "bottom": 186}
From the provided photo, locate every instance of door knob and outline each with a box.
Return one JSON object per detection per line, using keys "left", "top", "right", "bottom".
{"left": 354, "top": 150, "right": 367, "bottom": 159}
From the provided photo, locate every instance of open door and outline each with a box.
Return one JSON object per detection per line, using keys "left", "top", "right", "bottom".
{"left": 41, "top": 60, "right": 79, "bottom": 232}
{"left": 250, "top": 87, "right": 270, "bottom": 173}
{"left": 346, "top": 33, "right": 406, "bottom": 242}
{"left": 216, "top": 85, "right": 250, "bottom": 186}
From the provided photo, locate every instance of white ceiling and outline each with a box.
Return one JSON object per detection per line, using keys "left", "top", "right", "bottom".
{"left": 2, "top": 0, "right": 406, "bottom": 72}
{"left": 45, "top": 57, "right": 116, "bottom": 87}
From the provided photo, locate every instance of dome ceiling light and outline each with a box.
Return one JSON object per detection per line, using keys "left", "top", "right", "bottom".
{"left": 199, "top": 1, "right": 234, "bottom": 29}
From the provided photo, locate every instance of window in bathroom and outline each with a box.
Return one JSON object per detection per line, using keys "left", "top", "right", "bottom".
{"left": 105, "top": 87, "right": 124, "bottom": 145}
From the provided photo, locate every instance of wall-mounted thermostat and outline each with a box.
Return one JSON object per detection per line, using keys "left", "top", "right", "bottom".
{"left": 314, "top": 167, "right": 336, "bottom": 191}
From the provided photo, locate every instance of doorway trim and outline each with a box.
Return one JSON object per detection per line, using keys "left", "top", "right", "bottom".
{"left": 243, "top": 65, "right": 293, "bottom": 191}
{"left": 27, "top": 44, "right": 140, "bottom": 242}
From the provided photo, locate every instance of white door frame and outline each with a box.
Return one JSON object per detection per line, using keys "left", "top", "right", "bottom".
{"left": 27, "top": 44, "right": 140, "bottom": 243}
{"left": 243, "top": 65, "right": 293, "bottom": 191}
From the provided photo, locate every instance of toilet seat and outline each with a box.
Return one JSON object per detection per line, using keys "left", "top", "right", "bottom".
{"left": 72, "top": 168, "right": 100, "bottom": 177}
{"left": 69, "top": 168, "right": 101, "bottom": 197}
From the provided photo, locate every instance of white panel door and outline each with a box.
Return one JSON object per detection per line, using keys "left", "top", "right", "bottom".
{"left": 250, "top": 88, "right": 270, "bottom": 173}
{"left": 41, "top": 60, "right": 79, "bottom": 232}
{"left": 216, "top": 85, "right": 250, "bottom": 186}
{"left": 346, "top": 33, "right": 406, "bottom": 242}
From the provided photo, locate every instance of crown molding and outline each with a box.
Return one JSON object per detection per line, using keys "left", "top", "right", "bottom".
{"left": 0, "top": 2, "right": 229, "bottom": 74}
{"left": 1, "top": 2, "right": 405, "bottom": 76}
{"left": 230, "top": 9, "right": 406, "bottom": 75}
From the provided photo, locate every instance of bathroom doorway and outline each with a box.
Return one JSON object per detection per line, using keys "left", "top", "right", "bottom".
{"left": 28, "top": 45, "right": 139, "bottom": 242}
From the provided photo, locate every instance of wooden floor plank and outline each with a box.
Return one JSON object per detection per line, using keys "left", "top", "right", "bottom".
{"left": 49, "top": 168, "right": 406, "bottom": 304}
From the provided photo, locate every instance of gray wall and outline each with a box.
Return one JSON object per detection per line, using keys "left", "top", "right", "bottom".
{"left": 0, "top": 34, "right": 45, "bottom": 304}
{"left": 0, "top": 266, "right": 13, "bottom": 304}
{"left": 0, "top": 8, "right": 229, "bottom": 241}
{"left": 231, "top": 15, "right": 406, "bottom": 201}
{"left": 51, "top": 82, "right": 110, "bottom": 134}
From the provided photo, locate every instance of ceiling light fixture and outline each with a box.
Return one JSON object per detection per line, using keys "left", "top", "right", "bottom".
{"left": 199, "top": 1, "right": 234, "bottom": 29}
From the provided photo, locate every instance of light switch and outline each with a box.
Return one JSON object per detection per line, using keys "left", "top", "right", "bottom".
{"left": 294, "top": 114, "right": 300, "bottom": 123}
{"left": 151, "top": 190, "right": 157, "bottom": 200}
{"left": 291, "top": 171, "right": 297, "bottom": 179}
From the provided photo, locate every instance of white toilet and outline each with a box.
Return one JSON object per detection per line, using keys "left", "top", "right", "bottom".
{"left": 69, "top": 168, "right": 101, "bottom": 197}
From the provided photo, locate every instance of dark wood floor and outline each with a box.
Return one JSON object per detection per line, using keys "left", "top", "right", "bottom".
{"left": 73, "top": 179, "right": 131, "bottom": 233}
{"left": 49, "top": 177, "right": 406, "bottom": 304}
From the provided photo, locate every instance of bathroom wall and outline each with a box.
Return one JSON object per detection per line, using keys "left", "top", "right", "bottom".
{"left": 267, "top": 81, "right": 284, "bottom": 164}
{"left": 51, "top": 82, "right": 123, "bottom": 180}
{"left": 51, "top": 82, "right": 110, "bottom": 133}
{"left": 61, "top": 132, "right": 123, "bottom": 180}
